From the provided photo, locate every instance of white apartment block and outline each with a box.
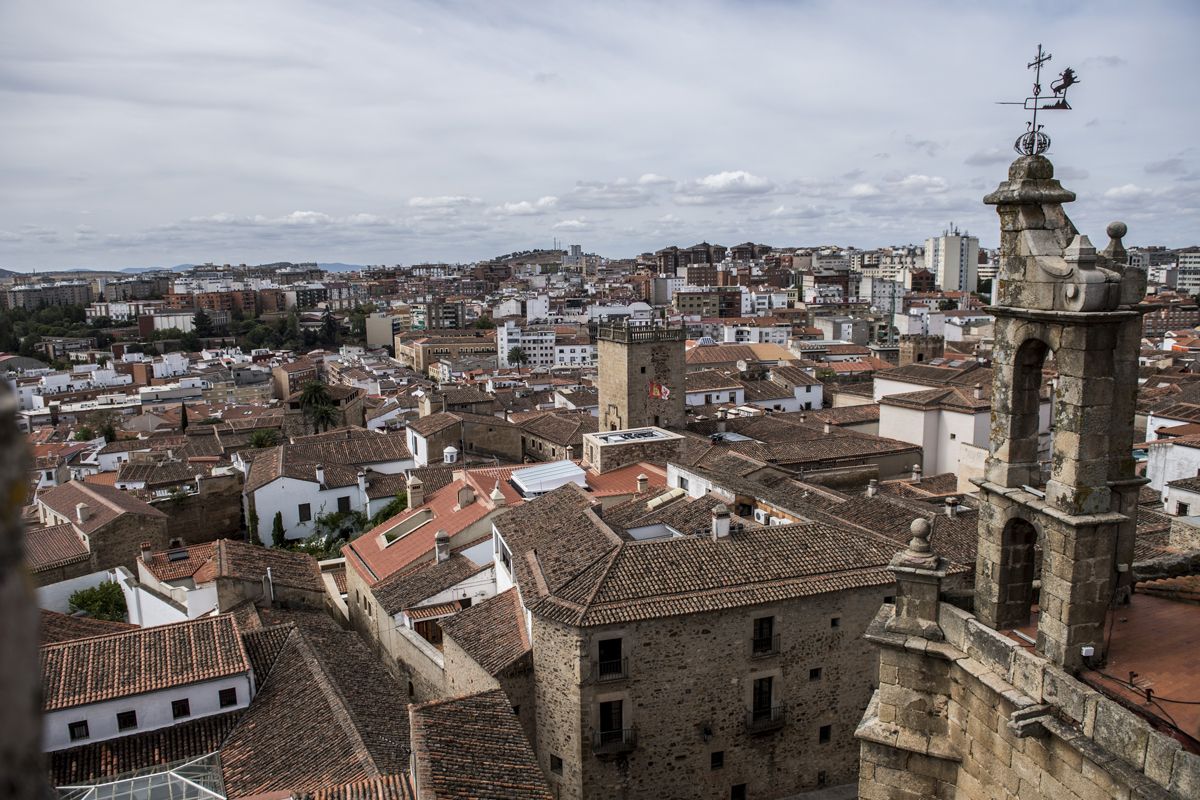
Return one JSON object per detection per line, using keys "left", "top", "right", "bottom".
{"left": 925, "top": 227, "right": 979, "bottom": 292}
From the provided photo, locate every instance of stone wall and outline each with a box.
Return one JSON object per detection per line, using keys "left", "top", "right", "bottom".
{"left": 596, "top": 329, "right": 686, "bottom": 433}
{"left": 536, "top": 585, "right": 888, "bottom": 800}
{"left": 857, "top": 601, "right": 1199, "bottom": 799}
{"left": 444, "top": 636, "right": 538, "bottom": 749}
{"left": 582, "top": 431, "right": 683, "bottom": 474}
{"left": 91, "top": 514, "right": 169, "bottom": 572}
{"left": 150, "top": 474, "right": 243, "bottom": 546}
{"left": 898, "top": 334, "right": 944, "bottom": 367}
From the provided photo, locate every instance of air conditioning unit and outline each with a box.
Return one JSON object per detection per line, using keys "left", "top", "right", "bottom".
{"left": 753, "top": 509, "right": 767, "bottom": 524}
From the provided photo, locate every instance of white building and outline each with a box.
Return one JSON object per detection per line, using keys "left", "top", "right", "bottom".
{"left": 1176, "top": 251, "right": 1200, "bottom": 295}
{"left": 925, "top": 227, "right": 980, "bottom": 292}
{"left": 41, "top": 616, "right": 253, "bottom": 751}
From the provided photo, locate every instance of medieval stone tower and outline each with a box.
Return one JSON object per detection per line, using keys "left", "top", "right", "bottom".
{"left": 898, "top": 334, "right": 944, "bottom": 367}
{"left": 595, "top": 322, "right": 685, "bottom": 431}
{"left": 854, "top": 156, "right": 1198, "bottom": 798}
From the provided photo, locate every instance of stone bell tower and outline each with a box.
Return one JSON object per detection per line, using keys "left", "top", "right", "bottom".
{"left": 973, "top": 154, "right": 1146, "bottom": 671}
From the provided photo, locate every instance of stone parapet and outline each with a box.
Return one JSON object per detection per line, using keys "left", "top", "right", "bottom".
{"left": 857, "top": 601, "right": 1198, "bottom": 798}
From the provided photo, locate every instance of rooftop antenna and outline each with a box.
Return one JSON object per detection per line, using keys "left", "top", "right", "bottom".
{"left": 997, "top": 44, "right": 1080, "bottom": 155}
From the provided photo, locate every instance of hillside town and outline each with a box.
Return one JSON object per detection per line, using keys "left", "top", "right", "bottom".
{"left": 3, "top": 159, "right": 1198, "bottom": 798}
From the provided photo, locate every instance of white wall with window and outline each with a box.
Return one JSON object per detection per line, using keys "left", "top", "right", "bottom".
{"left": 43, "top": 674, "right": 252, "bottom": 751}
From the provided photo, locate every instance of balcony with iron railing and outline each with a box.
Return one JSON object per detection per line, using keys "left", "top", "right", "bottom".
{"left": 746, "top": 703, "right": 786, "bottom": 735}
{"left": 595, "top": 657, "right": 628, "bottom": 682}
{"left": 750, "top": 634, "right": 781, "bottom": 658}
{"left": 592, "top": 728, "right": 637, "bottom": 755}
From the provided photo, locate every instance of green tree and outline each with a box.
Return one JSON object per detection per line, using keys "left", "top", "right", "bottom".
{"left": 248, "top": 428, "right": 281, "bottom": 449}
{"left": 320, "top": 309, "right": 339, "bottom": 346}
{"left": 507, "top": 346, "right": 530, "bottom": 374}
{"left": 74, "top": 426, "right": 95, "bottom": 441}
{"left": 247, "top": 508, "right": 260, "bottom": 542}
{"left": 474, "top": 316, "right": 495, "bottom": 329}
{"left": 272, "top": 511, "right": 287, "bottom": 548}
{"left": 193, "top": 308, "right": 215, "bottom": 338}
{"left": 309, "top": 403, "right": 338, "bottom": 433}
{"left": 180, "top": 402, "right": 189, "bottom": 431}
{"left": 299, "top": 381, "right": 331, "bottom": 409}
{"left": 370, "top": 494, "right": 408, "bottom": 526}
{"left": 68, "top": 581, "right": 127, "bottom": 621}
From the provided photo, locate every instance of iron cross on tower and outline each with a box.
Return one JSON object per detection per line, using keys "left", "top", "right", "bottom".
{"left": 998, "top": 44, "right": 1081, "bottom": 155}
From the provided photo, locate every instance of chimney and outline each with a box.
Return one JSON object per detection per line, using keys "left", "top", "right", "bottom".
{"left": 973, "top": 382, "right": 983, "bottom": 400}
{"left": 139, "top": 542, "right": 152, "bottom": 562}
{"left": 489, "top": 482, "right": 506, "bottom": 507}
{"left": 357, "top": 470, "right": 368, "bottom": 498}
{"left": 823, "top": 422, "right": 832, "bottom": 434}
{"left": 75, "top": 502, "right": 90, "bottom": 525}
{"left": 636, "top": 474, "right": 649, "bottom": 494}
{"left": 457, "top": 484, "right": 476, "bottom": 508}
{"left": 911, "top": 464, "right": 922, "bottom": 484}
{"left": 434, "top": 529, "right": 450, "bottom": 563}
{"left": 711, "top": 503, "right": 731, "bottom": 540}
{"left": 407, "top": 474, "right": 425, "bottom": 508}
{"left": 866, "top": 479, "right": 878, "bottom": 498}
{"left": 314, "top": 463, "right": 325, "bottom": 487}
{"left": 945, "top": 497, "right": 958, "bottom": 518}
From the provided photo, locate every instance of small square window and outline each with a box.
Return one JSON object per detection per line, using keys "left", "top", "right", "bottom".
{"left": 817, "top": 770, "right": 828, "bottom": 786}
{"left": 172, "top": 698, "right": 191, "bottom": 719}
{"left": 809, "top": 667, "right": 822, "bottom": 681}
{"left": 298, "top": 503, "right": 312, "bottom": 522}
{"left": 830, "top": 616, "right": 841, "bottom": 629}
{"left": 640, "top": 366, "right": 646, "bottom": 374}
{"left": 219, "top": 687, "right": 237, "bottom": 708}
{"left": 731, "top": 784, "right": 747, "bottom": 800}
{"left": 819, "top": 724, "right": 832, "bottom": 743}
{"left": 711, "top": 750, "right": 724, "bottom": 770}
{"left": 116, "top": 710, "right": 137, "bottom": 731}
{"left": 69, "top": 720, "right": 89, "bottom": 741}
{"left": 550, "top": 754, "right": 563, "bottom": 776}
{"left": 884, "top": 595, "right": 895, "bottom": 604}
{"left": 337, "top": 495, "right": 351, "bottom": 514}
{"left": 949, "top": 433, "right": 957, "bottom": 440}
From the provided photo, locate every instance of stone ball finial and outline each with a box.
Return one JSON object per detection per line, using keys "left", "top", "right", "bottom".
{"left": 906, "top": 518, "right": 933, "bottom": 556}
{"left": 1106, "top": 221, "right": 1127, "bottom": 240}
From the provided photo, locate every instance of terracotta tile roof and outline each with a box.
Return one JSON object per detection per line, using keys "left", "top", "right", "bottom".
{"left": 39, "top": 610, "right": 136, "bottom": 645}
{"left": 518, "top": 411, "right": 597, "bottom": 446}
{"left": 240, "top": 622, "right": 294, "bottom": 680}
{"left": 81, "top": 472, "right": 119, "bottom": 487}
{"left": 374, "top": 554, "right": 488, "bottom": 616}
{"left": 407, "top": 412, "right": 463, "bottom": 437}
{"left": 406, "top": 600, "right": 462, "bottom": 620}
{"left": 141, "top": 539, "right": 324, "bottom": 593}
{"left": 285, "top": 428, "right": 412, "bottom": 466}
{"left": 39, "top": 481, "right": 167, "bottom": 535}
{"left": 24, "top": 523, "right": 89, "bottom": 573}
{"left": 405, "top": 466, "right": 455, "bottom": 494}
{"left": 806, "top": 404, "right": 880, "bottom": 425}
{"left": 48, "top": 711, "right": 242, "bottom": 787}
{"left": 292, "top": 775, "right": 415, "bottom": 800}
{"left": 408, "top": 689, "right": 551, "bottom": 800}
{"left": 40, "top": 615, "right": 250, "bottom": 711}
{"left": 116, "top": 460, "right": 208, "bottom": 487}
{"left": 220, "top": 612, "right": 411, "bottom": 796}
{"left": 879, "top": 385, "right": 990, "bottom": 412}
{"left": 439, "top": 589, "right": 529, "bottom": 676}
{"left": 686, "top": 369, "right": 743, "bottom": 392}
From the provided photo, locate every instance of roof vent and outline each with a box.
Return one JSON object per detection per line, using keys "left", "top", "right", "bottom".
{"left": 911, "top": 464, "right": 922, "bottom": 484}
{"left": 443, "top": 446, "right": 459, "bottom": 464}
{"left": 711, "top": 503, "right": 731, "bottom": 540}
{"left": 75, "top": 503, "right": 91, "bottom": 524}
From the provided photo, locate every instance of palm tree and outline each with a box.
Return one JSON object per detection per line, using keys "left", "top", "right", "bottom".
{"left": 309, "top": 403, "right": 338, "bottom": 433}
{"left": 248, "top": 428, "right": 281, "bottom": 449}
{"left": 507, "top": 346, "right": 530, "bottom": 376}
{"left": 298, "top": 381, "right": 332, "bottom": 410}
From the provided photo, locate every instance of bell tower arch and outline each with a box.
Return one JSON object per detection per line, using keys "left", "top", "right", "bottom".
{"left": 974, "top": 155, "right": 1146, "bottom": 671}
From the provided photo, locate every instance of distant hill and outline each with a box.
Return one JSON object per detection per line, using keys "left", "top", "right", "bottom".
{"left": 318, "top": 262, "right": 367, "bottom": 272}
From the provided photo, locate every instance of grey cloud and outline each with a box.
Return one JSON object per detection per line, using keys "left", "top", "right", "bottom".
{"left": 965, "top": 148, "right": 1011, "bottom": 167}
{"left": 561, "top": 181, "right": 653, "bottom": 210}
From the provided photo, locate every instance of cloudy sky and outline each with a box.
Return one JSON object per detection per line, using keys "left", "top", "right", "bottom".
{"left": 1, "top": 1, "right": 1197, "bottom": 270}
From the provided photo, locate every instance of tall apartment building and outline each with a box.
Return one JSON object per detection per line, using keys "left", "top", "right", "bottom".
{"left": 497, "top": 322, "right": 556, "bottom": 368}
{"left": 3, "top": 282, "right": 93, "bottom": 310}
{"left": 411, "top": 299, "right": 467, "bottom": 330}
{"left": 1176, "top": 250, "right": 1200, "bottom": 295}
{"left": 925, "top": 226, "right": 980, "bottom": 292}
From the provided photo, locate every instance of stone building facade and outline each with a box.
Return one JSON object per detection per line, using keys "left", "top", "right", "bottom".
{"left": 596, "top": 324, "right": 686, "bottom": 432}
{"left": 855, "top": 156, "right": 1198, "bottom": 798}
{"left": 898, "top": 334, "right": 944, "bottom": 367}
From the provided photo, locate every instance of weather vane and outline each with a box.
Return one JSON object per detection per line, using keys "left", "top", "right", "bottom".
{"left": 998, "top": 44, "right": 1080, "bottom": 156}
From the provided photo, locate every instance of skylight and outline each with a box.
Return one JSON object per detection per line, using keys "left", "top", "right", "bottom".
{"left": 511, "top": 460, "right": 586, "bottom": 498}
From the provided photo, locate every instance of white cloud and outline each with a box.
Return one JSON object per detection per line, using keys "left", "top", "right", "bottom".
{"left": 408, "top": 195, "right": 483, "bottom": 208}
{"left": 1104, "top": 184, "right": 1155, "bottom": 200}
{"left": 488, "top": 196, "right": 559, "bottom": 216}
{"left": 553, "top": 218, "right": 591, "bottom": 231}
{"left": 637, "top": 173, "right": 673, "bottom": 185}
{"left": 891, "top": 175, "right": 948, "bottom": 193}
{"left": 848, "top": 183, "right": 880, "bottom": 198}
{"left": 692, "top": 171, "right": 773, "bottom": 194}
